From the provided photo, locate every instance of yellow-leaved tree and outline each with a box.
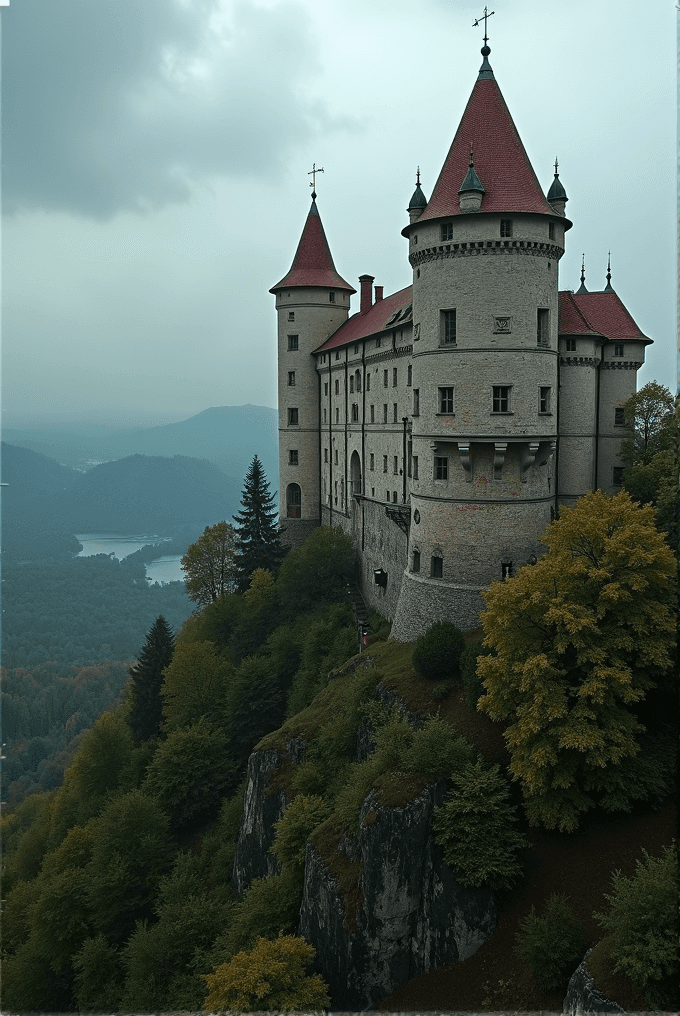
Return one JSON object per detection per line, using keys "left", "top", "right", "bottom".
{"left": 477, "top": 490, "right": 676, "bottom": 832}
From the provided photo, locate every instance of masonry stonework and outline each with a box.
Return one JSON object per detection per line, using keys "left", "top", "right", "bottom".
{"left": 273, "top": 45, "right": 651, "bottom": 637}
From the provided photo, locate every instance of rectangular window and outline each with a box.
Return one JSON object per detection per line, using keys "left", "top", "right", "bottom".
{"left": 614, "top": 407, "right": 625, "bottom": 426}
{"left": 383, "top": 369, "right": 389, "bottom": 388}
{"left": 614, "top": 344, "right": 624, "bottom": 357}
{"left": 334, "top": 450, "right": 338, "bottom": 464}
{"left": 413, "top": 234, "right": 418, "bottom": 244}
{"left": 435, "top": 456, "right": 448, "bottom": 480}
{"left": 349, "top": 376, "right": 354, "bottom": 393}
{"left": 393, "top": 367, "right": 398, "bottom": 387}
{"left": 354, "top": 343, "right": 359, "bottom": 354}
{"left": 289, "top": 449, "right": 298, "bottom": 465}
{"left": 288, "top": 407, "right": 299, "bottom": 425}
{"left": 323, "top": 408, "right": 326, "bottom": 423}
{"left": 324, "top": 382, "right": 328, "bottom": 396}
{"left": 492, "top": 386, "right": 511, "bottom": 413}
{"left": 393, "top": 403, "right": 398, "bottom": 423}
{"left": 537, "top": 308, "right": 550, "bottom": 345}
{"left": 324, "top": 448, "right": 328, "bottom": 462}
{"left": 371, "top": 487, "right": 375, "bottom": 497}
{"left": 351, "top": 403, "right": 359, "bottom": 422}
{"left": 501, "top": 562, "right": 512, "bottom": 579}
{"left": 335, "top": 351, "right": 340, "bottom": 360}
{"left": 329, "top": 292, "right": 335, "bottom": 303}
{"left": 413, "top": 388, "right": 420, "bottom": 416}
{"left": 539, "top": 387, "right": 551, "bottom": 413}
{"left": 376, "top": 337, "right": 381, "bottom": 348}
{"left": 370, "top": 404, "right": 375, "bottom": 423}
{"left": 443, "top": 309, "right": 457, "bottom": 344}
{"left": 288, "top": 311, "right": 295, "bottom": 321}
{"left": 441, "top": 222, "right": 453, "bottom": 241}
{"left": 383, "top": 455, "right": 388, "bottom": 473}
{"left": 393, "top": 456, "right": 398, "bottom": 475}
{"left": 613, "top": 467, "right": 624, "bottom": 486}
{"left": 335, "top": 379, "right": 339, "bottom": 395}
{"left": 439, "top": 386, "right": 454, "bottom": 414}
{"left": 431, "top": 556, "right": 443, "bottom": 578}
{"left": 500, "top": 219, "right": 512, "bottom": 237}
{"left": 335, "top": 408, "right": 339, "bottom": 423}
{"left": 407, "top": 365, "right": 412, "bottom": 386}
{"left": 288, "top": 371, "right": 296, "bottom": 386}
{"left": 383, "top": 404, "right": 388, "bottom": 423}
{"left": 287, "top": 334, "right": 298, "bottom": 350}
{"left": 366, "top": 373, "right": 371, "bottom": 391}
{"left": 413, "top": 455, "right": 419, "bottom": 479}
{"left": 393, "top": 490, "right": 398, "bottom": 502}
{"left": 412, "top": 550, "right": 420, "bottom": 572}
{"left": 566, "top": 338, "right": 576, "bottom": 351}
{"left": 548, "top": 222, "right": 555, "bottom": 240}
{"left": 386, "top": 490, "right": 390, "bottom": 502}
{"left": 370, "top": 453, "right": 375, "bottom": 470}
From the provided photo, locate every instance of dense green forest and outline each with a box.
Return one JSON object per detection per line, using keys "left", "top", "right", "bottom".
{"left": 1, "top": 506, "right": 676, "bottom": 1013}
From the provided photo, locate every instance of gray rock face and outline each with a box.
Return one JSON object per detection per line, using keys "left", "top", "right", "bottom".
{"left": 563, "top": 948, "right": 626, "bottom": 1016}
{"left": 299, "top": 782, "right": 496, "bottom": 1010}
{"left": 232, "top": 749, "right": 286, "bottom": 896}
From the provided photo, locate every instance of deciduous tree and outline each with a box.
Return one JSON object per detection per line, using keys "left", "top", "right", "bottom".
{"left": 181, "top": 522, "right": 237, "bottom": 605}
{"left": 128, "top": 615, "right": 174, "bottom": 743}
{"left": 233, "top": 455, "right": 286, "bottom": 590}
{"left": 477, "top": 490, "right": 676, "bottom": 832}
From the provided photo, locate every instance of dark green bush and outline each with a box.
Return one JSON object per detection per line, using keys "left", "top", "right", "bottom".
{"left": 594, "top": 845, "right": 678, "bottom": 1009}
{"left": 432, "top": 757, "right": 528, "bottom": 889}
{"left": 460, "top": 641, "right": 493, "bottom": 707}
{"left": 412, "top": 621, "right": 466, "bottom": 682}
{"left": 515, "top": 894, "right": 589, "bottom": 992}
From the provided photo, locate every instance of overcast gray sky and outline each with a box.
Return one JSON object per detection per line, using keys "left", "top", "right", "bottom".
{"left": 2, "top": 0, "right": 676, "bottom": 428}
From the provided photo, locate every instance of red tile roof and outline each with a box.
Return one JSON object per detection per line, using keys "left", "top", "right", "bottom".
{"left": 315, "top": 286, "right": 413, "bottom": 351}
{"left": 418, "top": 76, "right": 556, "bottom": 222}
{"left": 270, "top": 198, "right": 355, "bottom": 293}
{"left": 568, "top": 291, "right": 650, "bottom": 341}
{"left": 558, "top": 291, "right": 603, "bottom": 336}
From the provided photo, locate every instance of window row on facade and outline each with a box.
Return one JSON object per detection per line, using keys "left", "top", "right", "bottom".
{"left": 411, "top": 219, "right": 557, "bottom": 245}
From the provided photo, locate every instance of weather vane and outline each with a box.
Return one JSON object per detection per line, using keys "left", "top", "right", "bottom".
{"left": 308, "top": 162, "right": 324, "bottom": 197}
{"left": 472, "top": 6, "right": 495, "bottom": 45}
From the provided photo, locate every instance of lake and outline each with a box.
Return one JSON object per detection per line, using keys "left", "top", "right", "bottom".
{"left": 75, "top": 532, "right": 184, "bottom": 585}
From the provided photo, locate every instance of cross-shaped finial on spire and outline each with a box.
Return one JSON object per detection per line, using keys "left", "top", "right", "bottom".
{"left": 308, "top": 162, "right": 324, "bottom": 198}
{"left": 416, "top": 166, "right": 421, "bottom": 186}
{"left": 473, "top": 6, "right": 495, "bottom": 45}
{"left": 605, "top": 250, "right": 613, "bottom": 291}
{"left": 554, "top": 157, "right": 559, "bottom": 177}
{"left": 580, "top": 254, "right": 586, "bottom": 285}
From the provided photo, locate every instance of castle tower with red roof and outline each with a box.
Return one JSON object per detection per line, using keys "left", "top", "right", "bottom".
{"left": 272, "top": 44, "right": 651, "bottom": 637}
{"left": 270, "top": 194, "right": 355, "bottom": 547}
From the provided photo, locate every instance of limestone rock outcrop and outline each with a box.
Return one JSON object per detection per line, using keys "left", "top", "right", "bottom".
{"left": 563, "top": 948, "right": 626, "bottom": 1016}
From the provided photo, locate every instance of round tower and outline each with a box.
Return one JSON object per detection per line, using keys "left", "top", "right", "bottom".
{"left": 270, "top": 193, "right": 355, "bottom": 549}
{"left": 392, "top": 44, "right": 572, "bottom": 638}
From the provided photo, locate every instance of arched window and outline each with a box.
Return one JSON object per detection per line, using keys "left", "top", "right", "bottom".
{"left": 355, "top": 369, "right": 362, "bottom": 393}
{"left": 286, "top": 483, "right": 301, "bottom": 518}
{"left": 431, "top": 550, "right": 443, "bottom": 578}
{"left": 350, "top": 450, "right": 362, "bottom": 496}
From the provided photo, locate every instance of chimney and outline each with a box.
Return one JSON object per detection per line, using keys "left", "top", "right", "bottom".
{"left": 359, "top": 274, "right": 374, "bottom": 315}
{"left": 374, "top": 285, "right": 383, "bottom": 303}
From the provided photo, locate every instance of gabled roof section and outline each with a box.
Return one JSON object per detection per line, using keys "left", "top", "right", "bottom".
{"left": 315, "top": 286, "right": 413, "bottom": 351}
{"left": 558, "top": 291, "right": 603, "bottom": 336}
{"left": 419, "top": 73, "right": 556, "bottom": 221}
{"left": 571, "top": 292, "right": 651, "bottom": 342}
{"left": 270, "top": 198, "right": 356, "bottom": 293}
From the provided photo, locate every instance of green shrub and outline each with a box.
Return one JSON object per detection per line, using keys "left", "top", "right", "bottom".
{"left": 269, "top": 794, "right": 331, "bottom": 875}
{"left": 432, "top": 757, "right": 528, "bottom": 889}
{"left": 594, "top": 845, "right": 678, "bottom": 1008}
{"left": 460, "top": 642, "right": 493, "bottom": 708}
{"left": 203, "top": 935, "right": 330, "bottom": 1013}
{"left": 412, "top": 621, "right": 466, "bottom": 682}
{"left": 515, "top": 894, "right": 589, "bottom": 991}
{"left": 73, "top": 934, "right": 123, "bottom": 1012}
{"left": 217, "top": 868, "right": 303, "bottom": 961}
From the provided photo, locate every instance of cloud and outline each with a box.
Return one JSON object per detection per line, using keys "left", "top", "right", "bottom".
{"left": 2, "top": 0, "right": 355, "bottom": 219}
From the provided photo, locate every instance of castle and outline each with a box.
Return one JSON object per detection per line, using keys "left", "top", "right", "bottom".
{"left": 271, "top": 42, "right": 652, "bottom": 641}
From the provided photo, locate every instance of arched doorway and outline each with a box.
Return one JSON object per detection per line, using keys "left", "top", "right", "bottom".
{"left": 350, "top": 451, "right": 362, "bottom": 496}
{"left": 286, "top": 483, "right": 301, "bottom": 517}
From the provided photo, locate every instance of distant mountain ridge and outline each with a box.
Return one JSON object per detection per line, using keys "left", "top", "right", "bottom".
{"left": 2, "top": 404, "right": 278, "bottom": 488}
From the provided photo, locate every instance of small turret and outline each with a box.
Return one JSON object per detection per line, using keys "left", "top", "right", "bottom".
{"left": 408, "top": 167, "right": 428, "bottom": 223}
{"left": 547, "top": 158, "right": 568, "bottom": 216}
{"left": 576, "top": 254, "right": 588, "bottom": 294}
{"left": 458, "top": 148, "right": 486, "bottom": 213}
{"left": 603, "top": 251, "right": 614, "bottom": 292}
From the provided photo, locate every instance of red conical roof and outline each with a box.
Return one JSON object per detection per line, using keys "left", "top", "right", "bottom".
{"left": 270, "top": 198, "right": 355, "bottom": 293}
{"left": 419, "top": 71, "right": 556, "bottom": 222}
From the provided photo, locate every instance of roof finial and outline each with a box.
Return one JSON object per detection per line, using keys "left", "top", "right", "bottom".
{"left": 470, "top": 145, "right": 475, "bottom": 166}
{"left": 416, "top": 166, "right": 421, "bottom": 186}
{"left": 473, "top": 6, "right": 495, "bottom": 77}
{"left": 604, "top": 250, "right": 614, "bottom": 291}
{"left": 576, "top": 253, "right": 588, "bottom": 294}
{"left": 554, "top": 157, "right": 559, "bottom": 178}
{"left": 308, "top": 162, "right": 324, "bottom": 200}
{"left": 473, "top": 5, "right": 495, "bottom": 47}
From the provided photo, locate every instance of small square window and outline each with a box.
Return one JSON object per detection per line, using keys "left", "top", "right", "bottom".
{"left": 383, "top": 404, "right": 388, "bottom": 423}
{"left": 548, "top": 222, "right": 555, "bottom": 240}
{"left": 435, "top": 456, "right": 448, "bottom": 480}
{"left": 439, "top": 386, "right": 454, "bottom": 414}
{"left": 431, "top": 556, "right": 443, "bottom": 578}
{"left": 500, "top": 219, "right": 512, "bottom": 237}
{"left": 441, "top": 223, "right": 453, "bottom": 241}
{"left": 287, "top": 334, "right": 298, "bottom": 350}
{"left": 614, "top": 344, "right": 624, "bottom": 357}
{"left": 288, "top": 371, "right": 295, "bottom": 386}
{"left": 288, "top": 311, "right": 295, "bottom": 322}
{"left": 370, "top": 453, "right": 375, "bottom": 470}
{"left": 442, "top": 309, "right": 456, "bottom": 344}
{"left": 492, "top": 386, "right": 511, "bottom": 413}
{"left": 393, "top": 367, "right": 398, "bottom": 387}
{"left": 383, "top": 455, "right": 388, "bottom": 473}
{"left": 413, "top": 455, "right": 419, "bottom": 479}
{"left": 288, "top": 408, "right": 299, "bottom": 425}
{"left": 393, "top": 456, "right": 398, "bottom": 475}
{"left": 613, "top": 467, "right": 624, "bottom": 486}
{"left": 614, "top": 407, "right": 625, "bottom": 426}
{"left": 370, "top": 404, "right": 375, "bottom": 423}
{"left": 329, "top": 292, "right": 335, "bottom": 303}
{"left": 412, "top": 550, "right": 420, "bottom": 572}
{"left": 407, "top": 365, "right": 412, "bottom": 386}
{"left": 393, "top": 403, "right": 398, "bottom": 423}
{"left": 383, "top": 369, "right": 389, "bottom": 388}
{"left": 289, "top": 449, "right": 298, "bottom": 465}
{"left": 566, "top": 338, "right": 576, "bottom": 351}
{"left": 539, "top": 387, "right": 551, "bottom": 413}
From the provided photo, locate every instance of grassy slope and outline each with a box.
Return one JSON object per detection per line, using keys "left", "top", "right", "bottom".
{"left": 263, "top": 633, "right": 675, "bottom": 1012}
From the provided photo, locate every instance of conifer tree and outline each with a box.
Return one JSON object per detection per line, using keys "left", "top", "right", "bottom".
{"left": 128, "top": 616, "right": 174, "bottom": 743}
{"left": 232, "top": 455, "right": 285, "bottom": 591}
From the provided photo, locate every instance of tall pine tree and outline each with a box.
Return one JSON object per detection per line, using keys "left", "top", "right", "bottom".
{"left": 128, "top": 616, "right": 174, "bottom": 743}
{"left": 233, "top": 455, "right": 285, "bottom": 591}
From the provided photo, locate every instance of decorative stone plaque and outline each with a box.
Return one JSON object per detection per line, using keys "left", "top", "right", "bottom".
{"left": 493, "top": 315, "right": 512, "bottom": 333}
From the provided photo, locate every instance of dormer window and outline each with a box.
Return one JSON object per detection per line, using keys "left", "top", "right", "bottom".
{"left": 500, "top": 219, "right": 512, "bottom": 237}
{"left": 441, "top": 223, "right": 453, "bottom": 241}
